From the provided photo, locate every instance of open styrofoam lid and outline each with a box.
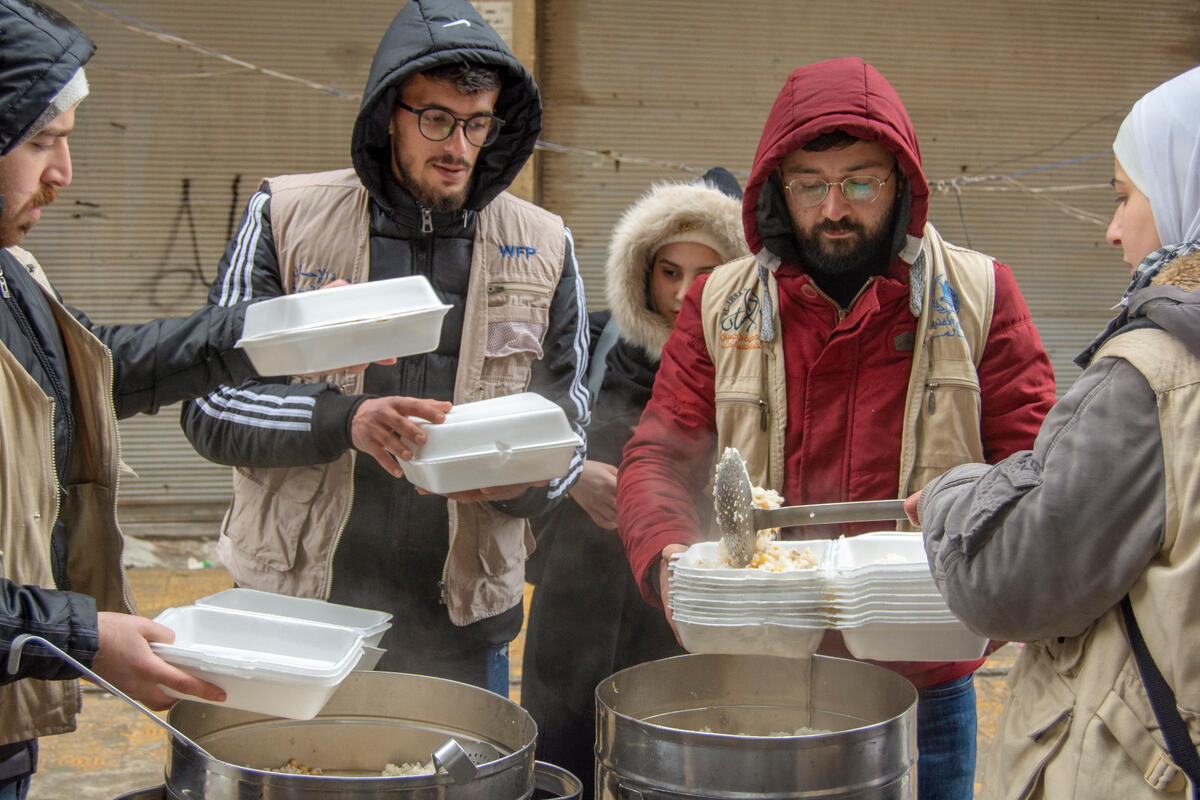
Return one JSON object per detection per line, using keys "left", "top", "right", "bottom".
{"left": 195, "top": 588, "right": 392, "bottom": 636}
{"left": 239, "top": 275, "right": 451, "bottom": 341}
{"left": 152, "top": 606, "right": 363, "bottom": 680}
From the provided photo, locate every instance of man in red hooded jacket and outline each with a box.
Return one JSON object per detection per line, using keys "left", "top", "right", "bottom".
{"left": 617, "top": 57, "right": 1056, "bottom": 798}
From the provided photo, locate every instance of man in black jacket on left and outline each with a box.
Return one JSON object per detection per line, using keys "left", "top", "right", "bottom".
{"left": 0, "top": 2, "right": 263, "bottom": 795}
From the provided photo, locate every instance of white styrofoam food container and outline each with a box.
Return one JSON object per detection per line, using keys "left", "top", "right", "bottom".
{"left": 674, "top": 617, "right": 825, "bottom": 659}
{"left": 396, "top": 392, "right": 582, "bottom": 494}
{"left": 151, "top": 606, "right": 363, "bottom": 720}
{"left": 673, "top": 540, "right": 832, "bottom": 576}
{"left": 840, "top": 619, "right": 988, "bottom": 662}
{"left": 236, "top": 275, "right": 452, "bottom": 376}
{"left": 832, "top": 532, "right": 928, "bottom": 571}
{"left": 195, "top": 588, "right": 392, "bottom": 647}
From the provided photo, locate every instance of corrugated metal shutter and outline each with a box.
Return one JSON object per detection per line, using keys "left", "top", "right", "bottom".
{"left": 537, "top": 0, "right": 1198, "bottom": 394}
{"left": 27, "top": 2, "right": 426, "bottom": 532}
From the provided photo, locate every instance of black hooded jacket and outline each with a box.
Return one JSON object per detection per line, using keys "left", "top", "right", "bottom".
{"left": 0, "top": 0, "right": 258, "bottom": 773}
{"left": 180, "top": 0, "right": 588, "bottom": 662}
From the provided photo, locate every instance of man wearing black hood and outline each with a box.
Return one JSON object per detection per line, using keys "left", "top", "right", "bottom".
{"left": 183, "top": 0, "right": 588, "bottom": 695}
{"left": 0, "top": 1, "right": 271, "bottom": 794}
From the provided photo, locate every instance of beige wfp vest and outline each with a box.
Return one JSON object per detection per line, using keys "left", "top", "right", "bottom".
{"left": 700, "top": 223, "right": 994, "bottom": 505}
{"left": 0, "top": 246, "right": 132, "bottom": 745}
{"left": 217, "top": 169, "right": 565, "bottom": 626}
{"left": 982, "top": 327, "right": 1200, "bottom": 799}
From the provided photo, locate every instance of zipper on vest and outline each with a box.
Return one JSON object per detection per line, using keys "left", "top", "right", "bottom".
{"left": 1, "top": 270, "right": 75, "bottom": 486}
{"left": 925, "top": 377, "right": 978, "bottom": 415}
{"left": 487, "top": 282, "right": 553, "bottom": 297}
{"left": 103, "top": 346, "right": 138, "bottom": 613}
{"left": 717, "top": 392, "right": 769, "bottom": 432}
{"left": 421, "top": 208, "right": 433, "bottom": 235}
{"left": 321, "top": 451, "right": 357, "bottom": 599}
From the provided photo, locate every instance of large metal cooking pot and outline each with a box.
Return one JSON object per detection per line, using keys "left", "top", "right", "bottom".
{"left": 596, "top": 653, "right": 918, "bottom": 799}
{"left": 164, "top": 670, "right": 537, "bottom": 798}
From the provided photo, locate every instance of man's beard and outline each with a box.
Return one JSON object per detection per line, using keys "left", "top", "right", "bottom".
{"left": 0, "top": 184, "right": 57, "bottom": 247}
{"left": 792, "top": 206, "right": 897, "bottom": 278}
{"left": 391, "top": 138, "right": 471, "bottom": 213}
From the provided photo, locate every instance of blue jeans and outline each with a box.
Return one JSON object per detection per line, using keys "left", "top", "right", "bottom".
{"left": 916, "top": 674, "right": 977, "bottom": 800}
{"left": 0, "top": 777, "right": 30, "bottom": 800}
{"left": 486, "top": 643, "right": 509, "bottom": 697}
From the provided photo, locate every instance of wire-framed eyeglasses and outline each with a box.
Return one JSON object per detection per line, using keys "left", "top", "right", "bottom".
{"left": 784, "top": 164, "right": 897, "bottom": 208}
{"left": 396, "top": 101, "right": 505, "bottom": 148}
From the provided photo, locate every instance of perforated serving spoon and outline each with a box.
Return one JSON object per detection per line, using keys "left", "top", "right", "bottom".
{"left": 713, "top": 446, "right": 908, "bottom": 567}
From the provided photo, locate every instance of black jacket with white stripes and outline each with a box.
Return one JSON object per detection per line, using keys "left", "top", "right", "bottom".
{"left": 179, "top": 0, "right": 589, "bottom": 660}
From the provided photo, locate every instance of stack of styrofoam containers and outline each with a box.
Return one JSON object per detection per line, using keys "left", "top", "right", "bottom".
{"left": 395, "top": 392, "right": 583, "bottom": 494}
{"left": 668, "top": 532, "right": 987, "bottom": 662}
{"left": 830, "top": 532, "right": 986, "bottom": 661}
{"left": 151, "top": 589, "right": 392, "bottom": 720}
{"left": 668, "top": 540, "right": 834, "bottom": 658}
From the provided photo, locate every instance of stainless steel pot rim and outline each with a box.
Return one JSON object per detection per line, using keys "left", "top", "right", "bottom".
{"left": 597, "top": 652, "right": 917, "bottom": 740}
{"left": 166, "top": 734, "right": 526, "bottom": 784}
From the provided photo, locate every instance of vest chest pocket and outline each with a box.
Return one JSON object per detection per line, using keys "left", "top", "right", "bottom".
{"left": 715, "top": 390, "right": 769, "bottom": 434}
{"left": 225, "top": 464, "right": 327, "bottom": 571}
{"left": 481, "top": 284, "right": 552, "bottom": 395}
{"left": 915, "top": 375, "right": 983, "bottom": 469}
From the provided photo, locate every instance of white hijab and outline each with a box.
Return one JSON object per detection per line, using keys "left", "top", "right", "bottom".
{"left": 1112, "top": 64, "right": 1200, "bottom": 247}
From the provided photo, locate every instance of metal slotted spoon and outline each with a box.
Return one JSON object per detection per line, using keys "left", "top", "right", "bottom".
{"left": 713, "top": 446, "right": 908, "bottom": 567}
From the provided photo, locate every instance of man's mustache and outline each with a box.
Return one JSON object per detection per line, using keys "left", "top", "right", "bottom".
{"left": 816, "top": 220, "right": 863, "bottom": 236}
{"left": 24, "top": 184, "right": 57, "bottom": 212}
{"left": 430, "top": 156, "right": 470, "bottom": 169}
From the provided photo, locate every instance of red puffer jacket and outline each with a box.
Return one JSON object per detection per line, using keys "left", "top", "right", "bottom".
{"left": 616, "top": 57, "right": 1056, "bottom": 690}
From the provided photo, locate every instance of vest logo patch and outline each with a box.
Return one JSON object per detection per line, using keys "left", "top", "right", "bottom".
{"left": 296, "top": 267, "right": 338, "bottom": 291}
{"left": 718, "top": 286, "right": 762, "bottom": 351}
{"left": 926, "top": 275, "right": 964, "bottom": 340}
{"left": 499, "top": 244, "right": 538, "bottom": 258}
{"left": 930, "top": 274, "right": 966, "bottom": 340}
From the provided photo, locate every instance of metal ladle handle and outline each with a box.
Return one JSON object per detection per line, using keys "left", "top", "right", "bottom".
{"left": 6, "top": 633, "right": 208, "bottom": 757}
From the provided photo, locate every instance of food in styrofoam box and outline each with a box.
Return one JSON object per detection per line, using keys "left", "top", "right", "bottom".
{"left": 832, "top": 531, "right": 927, "bottom": 571}
{"left": 395, "top": 392, "right": 583, "bottom": 494}
{"left": 151, "top": 606, "right": 364, "bottom": 720}
{"left": 677, "top": 539, "right": 828, "bottom": 573}
{"left": 195, "top": 588, "right": 391, "bottom": 647}
{"left": 236, "top": 275, "right": 452, "bottom": 376}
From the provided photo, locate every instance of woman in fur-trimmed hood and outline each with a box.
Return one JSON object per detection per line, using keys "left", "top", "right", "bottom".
{"left": 606, "top": 170, "right": 747, "bottom": 359}
{"left": 911, "top": 65, "right": 1200, "bottom": 798}
{"left": 522, "top": 169, "right": 747, "bottom": 794}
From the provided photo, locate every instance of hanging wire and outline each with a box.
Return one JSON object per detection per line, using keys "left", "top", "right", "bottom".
{"left": 65, "top": 0, "right": 1115, "bottom": 226}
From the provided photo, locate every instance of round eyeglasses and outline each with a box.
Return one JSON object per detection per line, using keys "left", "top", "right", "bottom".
{"left": 396, "top": 101, "right": 505, "bottom": 148}
{"left": 784, "top": 164, "right": 897, "bottom": 208}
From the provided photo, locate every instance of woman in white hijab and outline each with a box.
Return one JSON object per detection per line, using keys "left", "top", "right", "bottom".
{"left": 906, "top": 65, "right": 1200, "bottom": 799}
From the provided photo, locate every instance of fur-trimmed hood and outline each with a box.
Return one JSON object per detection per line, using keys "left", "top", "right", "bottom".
{"left": 605, "top": 178, "right": 747, "bottom": 360}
